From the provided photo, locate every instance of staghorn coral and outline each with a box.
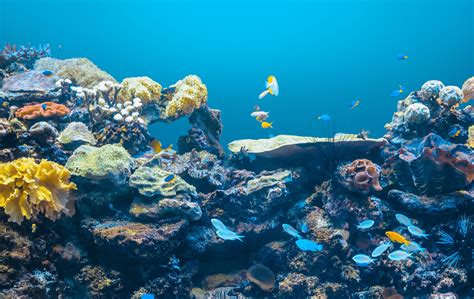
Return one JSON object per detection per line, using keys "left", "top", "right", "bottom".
{"left": 163, "top": 75, "right": 208, "bottom": 119}
{"left": 337, "top": 159, "right": 382, "bottom": 194}
{"left": 0, "top": 44, "right": 50, "bottom": 70}
{"left": 34, "top": 57, "right": 117, "bottom": 88}
{"left": 117, "top": 76, "right": 162, "bottom": 104}
{"left": 15, "top": 102, "right": 70, "bottom": 120}
{"left": 0, "top": 158, "right": 76, "bottom": 224}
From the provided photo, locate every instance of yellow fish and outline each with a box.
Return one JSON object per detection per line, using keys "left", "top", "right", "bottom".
{"left": 31, "top": 223, "right": 37, "bottom": 233}
{"left": 150, "top": 139, "right": 172, "bottom": 153}
{"left": 386, "top": 231, "right": 410, "bottom": 245}
{"left": 261, "top": 121, "right": 273, "bottom": 129}
{"left": 258, "top": 75, "right": 279, "bottom": 99}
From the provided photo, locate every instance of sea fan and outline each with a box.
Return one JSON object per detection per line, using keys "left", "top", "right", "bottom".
{"left": 437, "top": 215, "right": 474, "bottom": 269}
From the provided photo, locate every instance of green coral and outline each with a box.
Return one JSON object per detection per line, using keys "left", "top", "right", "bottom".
{"left": 129, "top": 159, "right": 196, "bottom": 197}
{"left": 34, "top": 57, "right": 116, "bottom": 88}
{"left": 65, "top": 144, "right": 134, "bottom": 186}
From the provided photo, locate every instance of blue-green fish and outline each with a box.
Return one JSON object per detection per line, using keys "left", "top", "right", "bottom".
{"left": 295, "top": 239, "right": 323, "bottom": 252}
{"left": 41, "top": 103, "right": 48, "bottom": 110}
{"left": 282, "top": 224, "right": 302, "bottom": 239}
{"left": 395, "top": 214, "right": 412, "bottom": 227}
{"left": 448, "top": 126, "right": 462, "bottom": 138}
{"left": 396, "top": 53, "right": 409, "bottom": 60}
{"left": 42, "top": 69, "right": 54, "bottom": 77}
{"left": 388, "top": 250, "right": 412, "bottom": 261}
{"left": 317, "top": 114, "right": 331, "bottom": 122}
{"left": 401, "top": 241, "right": 426, "bottom": 253}
{"left": 141, "top": 294, "right": 154, "bottom": 299}
{"left": 356, "top": 220, "right": 374, "bottom": 230}
{"left": 352, "top": 254, "right": 375, "bottom": 266}
{"left": 407, "top": 225, "right": 430, "bottom": 239}
{"left": 211, "top": 219, "right": 229, "bottom": 232}
{"left": 163, "top": 174, "right": 176, "bottom": 183}
{"left": 371, "top": 242, "right": 392, "bottom": 258}
{"left": 300, "top": 223, "right": 309, "bottom": 233}
{"left": 216, "top": 230, "right": 244, "bottom": 242}
{"left": 390, "top": 85, "right": 406, "bottom": 97}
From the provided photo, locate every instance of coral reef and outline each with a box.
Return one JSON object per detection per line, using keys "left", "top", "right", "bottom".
{"left": 0, "top": 48, "right": 472, "bottom": 298}
{"left": 0, "top": 158, "right": 76, "bottom": 223}
{"left": 34, "top": 57, "right": 117, "bottom": 88}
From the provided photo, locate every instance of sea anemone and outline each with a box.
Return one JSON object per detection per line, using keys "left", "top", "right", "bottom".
{"left": 437, "top": 215, "right": 474, "bottom": 268}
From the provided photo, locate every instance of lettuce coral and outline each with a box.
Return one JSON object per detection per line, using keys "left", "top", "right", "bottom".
{"left": 164, "top": 75, "right": 208, "bottom": 119}
{"left": 0, "top": 158, "right": 77, "bottom": 224}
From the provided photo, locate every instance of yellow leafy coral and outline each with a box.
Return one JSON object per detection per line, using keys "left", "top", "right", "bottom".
{"left": 0, "top": 158, "right": 77, "bottom": 224}
{"left": 117, "top": 76, "right": 163, "bottom": 104}
{"left": 164, "top": 75, "right": 208, "bottom": 119}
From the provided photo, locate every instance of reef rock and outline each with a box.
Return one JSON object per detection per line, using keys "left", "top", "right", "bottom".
{"left": 129, "top": 197, "right": 202, "bottom": 221}
{"left": 34, "top": 57, "right": 116, "bottom": 88}
{"left": 388, "top": 189, "right": 474, "bottom": 215}
{"left": 228, "top": 134, "right": 387, "bottom": 160}
{"left": 336, "top": 159, "right": 382, "bottom": 194}
{"left": 1, "top": 70, "right": 58, "bottom": 94}
{"left": 66, "top": 144, "right": 135, "bottom": 186}
{"left": 387, "top": 133, "right": 473, "bottom": 196}
{"left": 129, "top": 157, "right": 197, "bottom": 197}
{"left": 83, "top": 218, "right": 188, "bottom": 262}
{"left": 57, "top": 122, "right": 97, "bottom": 149}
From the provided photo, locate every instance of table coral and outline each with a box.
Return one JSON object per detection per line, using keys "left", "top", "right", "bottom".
{"left": 117, "top": 76, "right": 162, "bottom": 104}
{"left": 0, "top": 158, "right": 76, "bottom": 224}
{"left": 336, "top": 159, "right": 382, "bottom": 194}
{"left": 164, "top": 75, "right": 208, "bottom": 119}
{"left": 15, "top": 102, "right": 70, "bottom": 120}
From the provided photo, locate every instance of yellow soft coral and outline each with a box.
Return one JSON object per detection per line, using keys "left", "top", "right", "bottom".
{"left": 0, "top": 158, "right": 77, "bottom": 224}
{"left": 164, "top": 75, "right": 208, "bottom": 118}
{"left": 117, "top": 76, "right": 162, "bottom": 104}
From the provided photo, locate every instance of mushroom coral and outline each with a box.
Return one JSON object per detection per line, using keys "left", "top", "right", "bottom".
{"left": 15, "top": 102, "right": 70, "bottom": 120}
{"left": 0, "top": 158, "right": 77, "bottom": 224}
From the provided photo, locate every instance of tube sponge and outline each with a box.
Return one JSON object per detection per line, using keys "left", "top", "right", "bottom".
{"left": 0, "top": 158, "right": 77, "bottom": 224}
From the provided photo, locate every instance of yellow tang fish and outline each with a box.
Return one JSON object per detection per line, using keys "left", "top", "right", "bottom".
{"left": 31, "top": 223, "right": 37, "bottom": 233}
{"left": 150, "top": 139, "right": 173, "bottom": 153}
{"left": 386, "top": 231, "right": 410, "bottom": 245}
{"left": 261, "top": 121, "right": 273, "bottom": 129}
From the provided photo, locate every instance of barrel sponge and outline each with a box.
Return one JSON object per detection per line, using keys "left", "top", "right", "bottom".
{"left": 117, "top": 76, "right": 162, "bottom": 103}
{"left": 164, "top": 75, "right": 208, "bottom": 119}
{"left": 0, "top": 158, "right": 77, "bottom": 224}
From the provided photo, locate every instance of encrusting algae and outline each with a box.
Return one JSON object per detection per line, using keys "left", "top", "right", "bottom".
{"left": 0, "top": 158, "right": 76, "bottom": 224}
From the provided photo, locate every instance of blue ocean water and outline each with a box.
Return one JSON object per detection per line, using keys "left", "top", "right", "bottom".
{"left": 1, "top": 0, "right": 473, "bottom": 146}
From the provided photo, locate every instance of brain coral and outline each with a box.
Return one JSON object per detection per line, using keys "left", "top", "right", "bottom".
{"left": 164, "top": 75, "right": 208, "bottom": 119}
{"left": 403, "top": 103, "right": 430, "bottom": 125}
{"left": 117, "top": 76, "right": 162, "bottom": 104}
{"left": 0, "top": 158, "right": 77, "bottom": 224}
{"left": 420, "top": 80, "right": 444, "bottom": 101}
{"left": 34, "top": 57, "right": 117, "bottom": 89}
{"left": 439, "top": 86, "right": 464, "bottom": 107}
{"left": 15, "top": 102, "right": 70, "bottom": 120}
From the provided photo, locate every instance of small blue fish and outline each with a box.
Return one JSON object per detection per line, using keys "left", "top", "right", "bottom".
{"left": 317, "top": 114, "right": 331, "bottom": 122}
{"left": 448, "top": 126, "right": 462, "bottom": 138}
{"left": 211, "top": 219, "right": 229, "bottom": 232}
{"left": 356, "top": 220, "right": 375, "bottom": 230}
{"left": 388, "top": 250, "right": 412, "bottom": 261}
{"left": 282, "top": 224, "right": 302, "bottom": 239}
{"left": 352, "top": 254, "right": 375, "bottom": 266}
{"left": 141, "top": 294, "right": 155, "bottom": 299}
{"left": 390, "top": 85, "right": 406, "bottom": 97}
{"left": 401, "top": 241, "right": 426, "bottom": 253}
{"left": 300, "top": 223, "right": 309, "bottom": 233}
{"left": 163, "top": 174, "right": 176, "bottom": 183}
{"left": 216, "top": 229, "right": 244, "bottom": 242}
{"left": 371, "top": 242, "right": 392, "bottom": 258}
{"left": 42, "top": 69, "right": 54, "bottom": 77}
{"left": 41, "top": 103, "right": 48, "bottom": 110}
{"left": 295, "top": 239, "right": 323, "bottom": 252}
{"left": 395, "top": 214, "right": 412, "bottom": 227}
{"left": 407, "top": 225, "right": 430, "bottom": 239}
{"left": 396, "top": 54, "right": 409, "bottom": 60}
{"left": 349, "top": 100, "right": 360, "bottom": 109}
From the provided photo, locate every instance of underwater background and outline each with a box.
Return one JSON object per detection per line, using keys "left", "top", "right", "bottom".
{"left": 2, "top": 0, "right": 473, "bottom": 145}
